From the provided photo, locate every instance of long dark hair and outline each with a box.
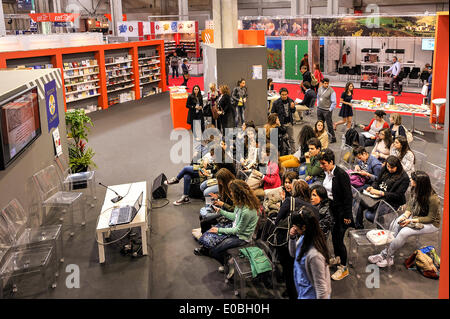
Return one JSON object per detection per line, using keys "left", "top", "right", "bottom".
{"left": 345, "top": 82, "right": 354, "bottom": 95}
{"left": 379, "top": 127, "right": 393, "bottom": 149}
{"left": 298, "top": 125, "right": 316, "bottom": 150}
{"left": 191, "top": 85, "right": 202, "bottom": 98}
{"left": 395, "top": 136, "right": 415, "bottom": 163}
{"left": 411, "top": 171, "right": 435, "bottom": 217}
{"left": 380, "top": 155, "right": 404, "bottom": 181}
{"left": 216, "top": 168, "right": 236, "bottom": 204}
{"left": 291, "top": 207, "right": 330, "bottom": 265}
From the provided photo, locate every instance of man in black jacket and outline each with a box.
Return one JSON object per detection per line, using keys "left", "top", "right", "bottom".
{"left": 295, "top": 81, "right": 316, "bottom": 121}
{"left": 271, "top": 87, "right": 296, "bottom": 153}
{"left": 300, "top": 65, "right": 312, "bottom": 94}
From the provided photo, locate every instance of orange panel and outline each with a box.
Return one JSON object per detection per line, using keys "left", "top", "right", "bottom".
{"left": 170, "top": 95, "right": 190, "bottom": 130}
{"left": 430, "top": 12, "right": 449, "bottom": 124}
{"left": 238, "top": 30, "right": 265, "bottom": 46}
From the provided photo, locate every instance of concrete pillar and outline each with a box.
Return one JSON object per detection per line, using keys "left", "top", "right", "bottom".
{"left": 178, "top": 0, "right": 189, "bottom": 21}
{"left": 110, "top": 0, "right": 123, "bottom": 36}
{"left": 212, "top": 0, "right": 238, "bottom": 49}
{"left": 0, "top": 1, "right": 6, "bottom": 37}
{"left": 327, "top": 0, "right": 339, "bottom": 15}
{"left": 292, "top": 0, "right": 309, "bottom": 16}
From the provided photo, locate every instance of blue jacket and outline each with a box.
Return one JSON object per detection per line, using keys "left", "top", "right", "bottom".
{"left": 293, "top": 236, "right": 316, "bottom": 299}
{"left": 357, "top": 155, "right": 382, "bottom": 182}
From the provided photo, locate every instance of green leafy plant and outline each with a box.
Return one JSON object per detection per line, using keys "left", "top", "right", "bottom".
{"left": 65, "top": 109, "right": 97, "bottom": 173}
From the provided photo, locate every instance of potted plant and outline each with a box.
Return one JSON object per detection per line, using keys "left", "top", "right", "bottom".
{"left": 65, "top": 109, "right": 97, "bottom": 188}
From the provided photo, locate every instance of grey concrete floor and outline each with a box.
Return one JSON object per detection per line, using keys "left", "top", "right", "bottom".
{"left": 32, "top": 92, "right": 445, "bottom": 299}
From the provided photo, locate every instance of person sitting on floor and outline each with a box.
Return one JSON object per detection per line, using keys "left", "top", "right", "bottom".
{"left": 368, "top": 171, "right": 440, "bottom": 268}
{"left": 358, "top": 110, "right": 389, "bottom": 147}
{"left": 288, "top": 207, "right": 331, "bottom": 299}
{"left": 304, "top": 138, "right": 325, "bottom": 185}
{"left": 310, "top": 185, "right": 333, "bottom": 238}
{"left": 371, "top": 128, "right": 393, "bottom": 163}
{"left": 389, "top": 113, "right": 408, "bottom": 140}
{"left": 352, "top": 146, "right": 382, "bottom": 191}
{"left": 283, "top": 170, "right": 299, "bottom": 198}
{"left": 279, "top": 124, "right": 316, "bottom": 169}
{"left": 390, "top": 135, "right": 415, "bottom": 177}
{"left": 314, "top": 120, "right": 329, "bottom": 150}
{"left": 260, "top": 143, "right": 282, "bottom": 191}
{"left": 354, "top": 155, "right": 410, "bottom": 229}
{"left": 193, "top": 180, "right": 259, "bottom": 274}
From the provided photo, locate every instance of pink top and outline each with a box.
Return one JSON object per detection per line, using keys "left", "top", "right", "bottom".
{"left": 263, "top": 161, "right": 282, "bottom": 190}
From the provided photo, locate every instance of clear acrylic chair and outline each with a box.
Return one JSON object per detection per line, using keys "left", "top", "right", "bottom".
{"left": 351, "top": 186, "right": 362, "bottom": 222}
{"left": 421, "top": 162, "right": 445, "bottom": 197}
{"left": 54, "top": 155, "right": 96, "bottom": 208}
{"left": 0, "top": 216, "right": 58, "bottom": 298}
{"left": 348, "top": 200, "right": 398, "bottom": 279}
{"left": 411, "top": 150, "right": 427, "bottom": 171}
{"left": 32, "top": 165, "right": 86, "bottom": 236}
{"left": 1, "top": 199, "right": 63, "bottom": 264}
{"left": 339, "top": 144, "right": 354, "bottom": 170}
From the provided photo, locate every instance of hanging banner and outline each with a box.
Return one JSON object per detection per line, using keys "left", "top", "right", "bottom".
{"left": 311, "top": 16, "right": 436, "bottom": 37}
{"left": 289, "top": 18, "right": 309, "bottom": 36}
{"left": 45, "top": 80, "right": 59, "bottom": 133}
{"left": 242, "top": 18, "right": 308, "bottom": 37}
{"left": 153, "top": 21, "right": 178, "bottom": 34}
{"left": 29, "top": 13, "right": 80, "bottom": 23}
{"left": 177, "top": 21, "right": 195, "bottom": 34}
{"left": 117, "top": 21, "right": 140, "bottom": 36}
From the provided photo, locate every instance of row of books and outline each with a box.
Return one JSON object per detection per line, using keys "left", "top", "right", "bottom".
{"left": 63, "top": 60, "right": 98, "bottom": 70}
{"left": 16, "top": 64, "right": 54, "bottom": 70}
{"left": 106, "top": 69, "right": 133, "bottom": 79}
{"left": 66, "top": 83, "right": 98, "bottom": 93}
{"left": 65, "top": 75, "right": 99, "bottom": 86}
{"left": 65, "top": 67, "right": 99, "bottom": 77}
{"left": 66, "top": 89, "right": 99, "bottom": 102}
{"left": 105, "top": 55, "right": 132, "bottom": 65}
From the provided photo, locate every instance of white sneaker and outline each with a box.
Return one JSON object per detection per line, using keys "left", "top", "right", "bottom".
{"left": 218, "top": 266, "right": 225, "bottom": 273}
{"left": 376, "top": 257, "right": 394, "bottom": 268}
{"left": 191, "top": 228, "right": 202, "bottom": 240}
{"left": 368, "top": 254, "right": 384, "bottom": 264}
{"left": 173, "top": 196, "right": 190, "bottom": 206}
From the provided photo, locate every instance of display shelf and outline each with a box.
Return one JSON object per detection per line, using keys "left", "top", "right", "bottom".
{"left": 138, "top": 61, "right": 160, "bottom": 67}
{"left": 105, "top": 66, "right": 133, "bottom": 71}
{"left": 67, "top": 93, "right": 100, "bottom": 103}
{"left": 65, "top": 79, "right": 99, "bottom": 85}
{"left": 107, "top": 85, "right": 135, "bottom": 93}
{"left": 106, "top": 79, "right": 133, "bottom": 86}
{"left": 106, "top": 72, "right": 133, "bottom": 79}
{"left": 140, "top": 79, "right": 161, "bottom": 84}
{"left": 138, "top": 56, "right": 160, "bottom": 61}
{"left": 65, "top": 72, "right": 99, "bottom": 79}
{"left": 105, "top": 60, "right": 132, "bottom": 66}
{"left": 64, "top": 64, "right": 99, "bottom": 71}
{"left": 66, "top": 86, "right": 100, "bottom": 95}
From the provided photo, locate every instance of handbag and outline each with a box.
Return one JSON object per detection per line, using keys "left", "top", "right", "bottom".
{"left": 246, "top": 169, "right": 263, "bottom": 190}
{"left": 421, "top": 84, "right": 428, "bottom": 96}
{"left": 366, "top": 229, "right": 395, "bottom": 246}
{"left": 198, "top": 221, "right": 233, "bottom": 249}
{"left": 404, "top": 127, "right": 414, "bottom": 144}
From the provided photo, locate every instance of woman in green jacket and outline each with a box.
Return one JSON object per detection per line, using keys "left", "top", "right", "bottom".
{"left": 195, "top": 179, "right": 259, "bottom": 268}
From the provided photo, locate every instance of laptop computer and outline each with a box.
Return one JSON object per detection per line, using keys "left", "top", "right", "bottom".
{"left": 109, "top": 191, "right": 144, "bottom": 226}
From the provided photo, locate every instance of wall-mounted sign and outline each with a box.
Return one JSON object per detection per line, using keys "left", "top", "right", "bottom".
{"left": 154, "top": 21, "right": 178, "bottom": 34}
{"left": 117, "top": 21, "right": 140, "bottom": 36}
{"left": 44, "top": 80, "right": 59, "bottom": 132}
{"left": 178, "top": 21, "right": 195, "bottom": 33}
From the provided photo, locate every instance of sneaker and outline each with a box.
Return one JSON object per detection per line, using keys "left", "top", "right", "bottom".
{"left": 194, "top": 247, "right": 208, "bottom": 256}
{"left": 368, "top": 254, "right": 384, "bottom": 264}
{"left": 331, "top": 265, "right": 349, "bottom": 281}
{"left": 329, "top": 256, "right": 341, "bottom": 266}
{"left": 192, "top": 228, "right": 202, "bottom": 240}
{"left": 226, "top": 264, "right": 235, "bottom": 279}
{"left": 218, "top": 266, "right": 225, "bottom": 273}
{"left": 165, "top": 177, "right": 179, "bottom": 185}
{"left": 173, "top": 196, "right": 190, "bottom": 206}
{"left": 376, "top": 257, "right": 394, "bottom": 268}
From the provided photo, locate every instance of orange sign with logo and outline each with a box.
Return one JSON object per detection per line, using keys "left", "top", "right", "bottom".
{"left": 29, "top": 13, "right": 80, "bottom": 22}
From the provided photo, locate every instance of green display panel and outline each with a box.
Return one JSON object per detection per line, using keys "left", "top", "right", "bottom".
{"left": 284, "top": 40, "right": 308, "bottom": 81}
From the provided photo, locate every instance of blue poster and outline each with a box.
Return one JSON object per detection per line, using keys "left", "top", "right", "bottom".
{"left": 45, "top": 80, "right": 59, "bottom": 132}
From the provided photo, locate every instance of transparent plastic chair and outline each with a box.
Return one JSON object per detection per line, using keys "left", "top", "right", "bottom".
{"left": 32, "top": 165, "right": 86, "bottom": 236}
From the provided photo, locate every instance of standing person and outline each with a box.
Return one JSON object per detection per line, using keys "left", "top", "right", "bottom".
{"left": 427, "top": 66, "right": 433, "bottom": 105}
{"left": 207, "top": 83, "right": 219, "bottom": 127}
{"left": 317, "top": 149, "right": 353, "bottom": 281}
{"left": 383, "top": 56, "right": 402, "bottom": 96}
{"left": 288, "top": 207, "right": 331, "bottom": 299}
{"left": 271, "top": 87, "right": 297, "bottom": 153}
{"left": 181, "top": 59, "right": 191, "bottom": 88}
{"left": 368, "top": 171, "right": 440, "bottom": 268}
{"left": 232, "top": 79, "right": 248, "bottom": 127}
{"left": 300, "top": 53, "right": 310, "bottom": 72}
{"left": 186, "top": 85, "right": 204, "bottom": 133}
{"left": 316, "top": 79, "right": 337, "bottom": 143}
{"left": 217, "top": 85, "right": 234, "bottom": 133}
{"left": 170, "top": 51, "right": 179, "bottom": 79}
{"left": 310, "top": 185, "right": 333, "bottom": 238}
{"left": 420, "top": 63, "right": 431, "bottom": 85}
{"left": 300, "top": 65, "right": 312, "bottom": 94}
{"left": 313, "top": 63, "right": 324, "bottom": 93}
{"left": 165, "top": 55, "right": 170, "bottom": 86}
{"left": 334, "top": 82, "right": 354, "bottom": 131}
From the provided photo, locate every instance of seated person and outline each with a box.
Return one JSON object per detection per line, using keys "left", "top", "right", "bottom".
{"left": 358, "top": 110, "right": 389, "bottom": 147}
{"left": 263, "top": 171, "right": 297, "bottom": 218}
{"left": 165, "top": 147, "right": 215, "bottom": 205}
{"left": 310, "top": 185, "right": 333, "bottom": 238}
{"left": 295, "top": 81, "right": 316, "bottom": 120}
{"left": 260, "top": 143, "right": 282, "bottom": 191}
{"left": 279, "top": 125, "right": 316, "bottom": 169}
{"left": 371, "top": 128, "right": 393, "bottom": 162}
{"left": 368, "top": 171, "right": 440, "bottom": 268}
{"left": 283, "top": 171, "right": 299, "bottom": 198}
{"left": 352, "top": 146, "right": 382, "bottom": 190}
{"left": 389, "top": 113, "right": 408, "bottom": 140}
{"left": 314, "top": 120, "right": 329, "bottom": 150}
{"left": 304, "top": 138, "right": 325, "bottom": 185}
{"left": 354, "top": 156, "right": 410, "bottom": 229}
{"left": 238, "top": 121, "right": 258, "bottom": 174}
{"left": 193, "top": 180, "right": 259, "bottom": 273}
{"left": 390, "top": 135, "right": 415, "bottom": 177}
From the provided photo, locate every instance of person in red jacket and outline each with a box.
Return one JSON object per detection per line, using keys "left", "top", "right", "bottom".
{"left": 358, "top": 110, "right": 389, "bottom": 147}
{"left": 313, "top": 63, "right": 324, "bottom": 93}
{"left": 259, "top": 143, "right": 282, "bottom": 190}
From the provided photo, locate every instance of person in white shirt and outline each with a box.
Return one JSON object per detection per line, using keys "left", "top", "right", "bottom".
{"left": 384, "top": 56, "right": 402, "bottom": 96}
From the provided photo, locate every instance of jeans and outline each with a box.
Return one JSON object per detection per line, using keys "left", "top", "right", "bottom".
{"left": 200, "top": 213, "right": 221, "bottom": 233}
{"left": 171, "top": 66, "right": 179, "bottom": 78}
{"left": 182, "top": 74, "right": 189, "bottom": 87}
{"left": 176, "top": 166, "right": 199, "bottom": 196}
{"left": 317, "top": 108, "right": 335, "bottom": 139}
{"left": 200, "top": 180, "right": 219, "bottom": 197}
{"left": 209, "top": 236, "right": 247, "bottom": 265}
{"left": 235, "top": 105, "right": 245, "bottom": 127}
{"left": 381, "top": 216, "right": 438, "bottom": 258}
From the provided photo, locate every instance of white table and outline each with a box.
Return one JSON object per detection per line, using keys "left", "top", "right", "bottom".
{"left": 267, "top": 92, "right": 280, "bottom": 112}
{"left": 96, "top": 181, "right": 148, "bottom": 263}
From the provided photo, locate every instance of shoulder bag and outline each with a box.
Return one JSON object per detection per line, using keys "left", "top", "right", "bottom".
{"left": 267, "top": 197, "right": 296, "bottom": 247}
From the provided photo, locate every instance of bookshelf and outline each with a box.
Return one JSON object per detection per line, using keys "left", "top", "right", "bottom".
{"left": 104, "top": 52, "right": 136, "bottom": 107}
{"left": 138, "top": 46, "right": 163, "bottom": 99}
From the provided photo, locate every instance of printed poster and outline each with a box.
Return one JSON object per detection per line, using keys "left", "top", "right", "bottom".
{"left": 52, "top": 127, "right": 63, "bottom": 156}
{"left": 45, "top": 80, "right": 59, "bottom": 132}
{"left": 252, "top": 65, "right": 263, "bottom": 80}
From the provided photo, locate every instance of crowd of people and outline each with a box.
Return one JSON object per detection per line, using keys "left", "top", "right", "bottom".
{"left": 161, "top": 59, "right": 441, "bottom": 300}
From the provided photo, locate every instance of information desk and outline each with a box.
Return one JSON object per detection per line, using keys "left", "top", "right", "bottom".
{"left": 169, "top": 87, "right": 190, "bottom": 130}
{"left": 338, "top": 100, "right": 430, "bottom": 135}
{"left": 96, "top": 181, "right": 148, "bottom": 263}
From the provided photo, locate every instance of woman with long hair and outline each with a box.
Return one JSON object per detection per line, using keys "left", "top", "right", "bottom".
{"left": 207, "top": 82, "right": 219, "bottom": 128}
{"left": 310, "top": 184, "right": 333, "bottom": 238}
{"left": 279, "top": 124, "right": 315, "bottom": 169}
{"left": 355, "top": 155, "right": 410, "bottom": 228}
{"left": 288, "top": 207, "right": 331, "bottom": 299}
{"left": 314, "top": 120, "right": 328, "bottom": 150}
{"left": 313, "top": 63, "right": 324, "bottom": 93}
{"left": 371, "top": 128, "right": 393, "bottom": 162}
{"left": 194, "top": 180, "right": 259, "bottom": 271}
{"left": 232, "top": 78, "right": 248, "bottom": 127}
{"left": 217, "top": 84, "right": 235, "bottom": 132}
{"left": 334, "top": 82, "right": 354, "bottom": 130}
{"left": 186, "top": 84, "right": 204, "bottom": 133}
{"left": 369, "top": 171, "right": 440, "bottom": 268}
{"left": 390, "top": 135, "right": 415, "bottom": 177}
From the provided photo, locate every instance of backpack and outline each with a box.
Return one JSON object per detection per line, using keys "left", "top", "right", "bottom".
{"left": 404, "top": 245, "right": 440, "bottom": 279}
{"left": 345, "top": 128, "right": 360, "bottom": 146}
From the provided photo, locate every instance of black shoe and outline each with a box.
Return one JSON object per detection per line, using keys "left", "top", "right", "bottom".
{"left": 194, "top": 247, "right": 208, "bottom": 256}
{"left": 330, "top": 138, "right": 337, "bottom": 143}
